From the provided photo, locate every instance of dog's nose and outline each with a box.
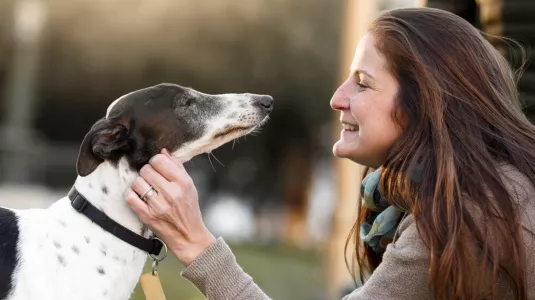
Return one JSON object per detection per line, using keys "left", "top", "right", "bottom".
{"left": 254, "top": 95, "right": 274, "bottom": 111}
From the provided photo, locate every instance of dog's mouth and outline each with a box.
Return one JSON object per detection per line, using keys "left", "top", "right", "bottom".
{"left": 213, "top": 115, "right": 270, "bottom": 139}
{"left": 214, "top": 125, "right": 255, "bottom": 139}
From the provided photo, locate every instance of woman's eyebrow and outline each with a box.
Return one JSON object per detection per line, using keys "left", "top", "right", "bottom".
{"left": 354, "top": 69, "right": 374, "bottom": 79}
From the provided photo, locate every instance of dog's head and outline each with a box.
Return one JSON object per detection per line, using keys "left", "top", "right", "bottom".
{"left": 76, "top": 83, "right": 273, "bottom": 176}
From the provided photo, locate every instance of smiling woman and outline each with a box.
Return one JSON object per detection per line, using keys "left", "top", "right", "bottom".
{"left": 330, "top": 32, "right": 403, "bottom": 169}
{"left": 127, "top": 7, "right": 535, "bottom": 300}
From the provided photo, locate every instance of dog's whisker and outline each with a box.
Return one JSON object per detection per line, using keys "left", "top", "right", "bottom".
{"left": 207, "top": 153, "right": 216, "bottom": 172}
{"left": 210, "top": 152, "right": 225, "bottom": 167}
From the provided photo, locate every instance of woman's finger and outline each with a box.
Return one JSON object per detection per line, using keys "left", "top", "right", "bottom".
{"left": 131, "top": 175, "right": 170, "bottom": 214}
{"left": 149, "top": 153, "right": 185, "bottom": 183}
{"left": 131, "top": 176, "right": 154, "bottom": 201}
{"left": 139, "top": 164, "right": 169, "bottom": 192}
{"left": 162, "top": 148, "right": 185, "bottom": 167}
{"left": 125, "top": 187, "right": 151, "bottom": 222}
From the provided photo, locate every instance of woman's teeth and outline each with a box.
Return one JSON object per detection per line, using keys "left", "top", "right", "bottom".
{"left": 343, "top": 124, "right": 358, "bottom": 131}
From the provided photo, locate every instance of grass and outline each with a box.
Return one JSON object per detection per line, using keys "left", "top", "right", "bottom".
{"left": 130, "top": 242, "right": 326, "bottom": 300}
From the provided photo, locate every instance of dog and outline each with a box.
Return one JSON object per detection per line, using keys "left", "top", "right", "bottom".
{"left": 0, "top": 83, "right": 273, "bottom": 300}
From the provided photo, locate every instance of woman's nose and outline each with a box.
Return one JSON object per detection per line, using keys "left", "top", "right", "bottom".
{"left": 330, "top": 84, "right": 350, "bottom": 111}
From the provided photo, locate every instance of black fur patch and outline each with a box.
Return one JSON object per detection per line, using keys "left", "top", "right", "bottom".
{"left": 0, "top": 207, "right": 20, "bottom": 299}
{"left": 76, "top": 83, "right": 222, "bottom": 176}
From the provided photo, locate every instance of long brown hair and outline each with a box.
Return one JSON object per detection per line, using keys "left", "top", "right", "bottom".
{"left": 344, "top": 7, "right": 535, "bottom": 300}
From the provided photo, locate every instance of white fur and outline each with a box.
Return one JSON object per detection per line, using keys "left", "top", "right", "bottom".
{"left": 7, "top": 160, "right": 145, "bottom": 300}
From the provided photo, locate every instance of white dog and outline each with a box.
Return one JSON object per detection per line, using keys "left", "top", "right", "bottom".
{"left": 0, "top": 83, "right": 273, "bottom": 300}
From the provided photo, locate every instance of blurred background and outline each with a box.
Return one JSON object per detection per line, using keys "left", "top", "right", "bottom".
{"left": 0, "top": 0, "right": 533, "bottom": 299}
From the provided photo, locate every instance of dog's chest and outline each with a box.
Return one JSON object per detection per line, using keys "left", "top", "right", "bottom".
{"left": 8, "top": 200, "right": 148, "bottom": 300}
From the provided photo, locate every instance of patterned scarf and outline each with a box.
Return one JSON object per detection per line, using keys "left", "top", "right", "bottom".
{"left": 359, "top": 167, "right": 404, "bottom": 255}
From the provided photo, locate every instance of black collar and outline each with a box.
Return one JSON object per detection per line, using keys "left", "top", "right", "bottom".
{"left": 68, "top": 187, "right": 163, "bottom": 256}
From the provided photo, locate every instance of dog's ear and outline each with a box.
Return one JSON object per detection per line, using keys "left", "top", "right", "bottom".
{"left": 76, "top": 118, "right": 132, "bottom": 177}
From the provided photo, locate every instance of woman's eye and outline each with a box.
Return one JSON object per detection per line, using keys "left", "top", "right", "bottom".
{"left": 357, "top": 82, "right": 368, "bottom": 89}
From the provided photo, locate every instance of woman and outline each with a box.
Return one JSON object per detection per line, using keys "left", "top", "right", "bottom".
{"left": 125, "top": 7, "right": 535, "bottom": 300}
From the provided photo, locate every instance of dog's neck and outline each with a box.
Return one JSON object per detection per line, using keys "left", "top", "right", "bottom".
{"left": 73, "top": 158, "right": 145, "bottom": 236}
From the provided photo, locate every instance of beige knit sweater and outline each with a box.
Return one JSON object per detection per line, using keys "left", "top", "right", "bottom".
{"left": 181, "top": 165, "right": 535, "bottom": 299}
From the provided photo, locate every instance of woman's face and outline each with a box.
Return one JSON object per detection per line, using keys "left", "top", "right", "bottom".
{"left": 331, "top": 32, "right": 403, "bottom": 168}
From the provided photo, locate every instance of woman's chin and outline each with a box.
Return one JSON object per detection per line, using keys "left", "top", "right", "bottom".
{"left": 332, "top": 142, "right": 372, "bottom": 166}
{"left": 332, "top": 141, "right": 354, "bottom": 159}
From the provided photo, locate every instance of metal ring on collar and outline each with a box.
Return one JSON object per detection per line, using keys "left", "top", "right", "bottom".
{"left": 149, "top": 237, "right": 168, "bottom": 263}
{"left": 141, "top": 186, "right": 156, "bottom": 202}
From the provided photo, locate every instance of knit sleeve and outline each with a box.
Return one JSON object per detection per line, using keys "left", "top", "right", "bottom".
{"left": 343, "top": 215, "right": 433, "bottom": 300}
{"left": 180, "top": 237, "right": 271, "bottom": 300}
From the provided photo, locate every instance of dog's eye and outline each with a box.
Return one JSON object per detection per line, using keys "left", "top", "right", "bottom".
{"left": 179, "top": 95, "right": 195, "bottom": 107}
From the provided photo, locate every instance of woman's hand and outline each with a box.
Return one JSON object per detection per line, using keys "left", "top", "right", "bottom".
{"left": 125, "top": 148, "right": 216, "bottom": 266}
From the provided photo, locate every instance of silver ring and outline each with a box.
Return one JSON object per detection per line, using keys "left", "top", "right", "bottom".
{"left": 149, "top": 237, "right": 168, "bottom": 263}
{"left": 149, "top": 238, "right": 168, "bottom": 276}
{"left": 141, "top": 186, "right": 156, "bottom": 202}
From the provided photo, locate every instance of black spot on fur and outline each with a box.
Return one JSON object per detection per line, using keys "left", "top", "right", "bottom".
{"left": 57, "top": 219, "right": 67, "bottom": 227}
{"left": 84, "top": 236, "right": 91, "bottom": 244}
{"left": 89, "top": 183, "right": 93, "bottom": 189}
{"left": 57, "top": 255, "right": 67, "bottom": 267}
{"left": 72, "top": 245, "right": 80, "bottom": 254}
{"left": 53, "top": 241, "right": 62, "bottom": 249}
{"left": 103, "top": 290, "right": 108, "bottom": 296}
{"left": 97, "top": 267, "right": 106, "bottom": 275}
{"left": 101, "top": 249, "right": 107, "bottom": 256}
{"left": 101, "top": 186, "right": 108, "bottom": 194}
{"left": 0, "top": 208, "right": 20, "bottom": 299}
{"left": 113, "top": 255, "right": 127, "bottom": 265}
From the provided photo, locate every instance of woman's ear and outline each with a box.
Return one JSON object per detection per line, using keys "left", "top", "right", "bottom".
{"left": 76, "top": 118, "right": 132, "bottom": 177}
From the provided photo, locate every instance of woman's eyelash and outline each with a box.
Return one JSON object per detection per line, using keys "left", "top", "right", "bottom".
{"left": 357, "top": 82, "right": 368, "bottom": 88}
